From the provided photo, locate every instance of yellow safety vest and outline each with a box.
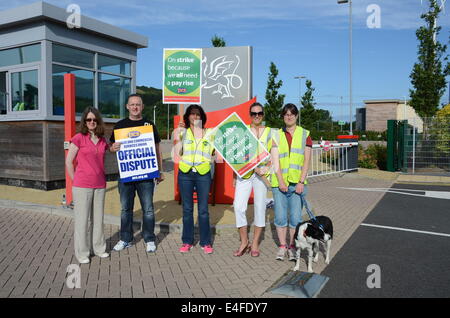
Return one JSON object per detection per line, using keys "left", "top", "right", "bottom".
{"left": 179, "top": 128, "right": 214, "bottom": 175}
{"left": 242, "top": 126, "right": 273, "bottom": 179}
{"left": 271, "top": 126, "right": 309, "bottom": 187}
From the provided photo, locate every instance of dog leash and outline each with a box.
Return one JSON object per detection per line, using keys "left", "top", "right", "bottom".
{"left": 300, "top": 193, "right": 324, "bottom": 231}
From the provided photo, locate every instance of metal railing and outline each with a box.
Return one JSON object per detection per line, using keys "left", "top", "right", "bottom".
{"left": 309, "top": 142, "right": 358, "bottom": 177}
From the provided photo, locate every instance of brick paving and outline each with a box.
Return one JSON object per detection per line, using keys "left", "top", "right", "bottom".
{"left": 0, "top": 174, "right": 393, "bottom": 298}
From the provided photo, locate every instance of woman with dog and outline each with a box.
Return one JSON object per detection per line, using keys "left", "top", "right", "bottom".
{"left": 174, "top": 105, "right": 215, "bottom": 254}
{"left": 65, "top": 107, "right": 110, "bottom": 264}
{"left": 271, "top": 103, "right": 312, "bottom": 261}
{"left": 232, "top": 102, "right": 273, "bottom": 257}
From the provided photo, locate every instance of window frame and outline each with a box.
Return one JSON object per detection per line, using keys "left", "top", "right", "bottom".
{"left": 50, "top": 42, "right": 133, "bottom": 120}
{"left": 2, "top": 65, "right": 40, "bottom": 115}
{"left": 0, "top": 42, "right": 42, "bottom": 118}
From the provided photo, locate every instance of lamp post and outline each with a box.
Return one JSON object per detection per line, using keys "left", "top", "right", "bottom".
{"left": 153, "top": 105, "right": 157, "bottom": 123}
{"left": 294, "top": 75, "right": 306, "bottom": 125}
{"left": 167, "top": 104, "right": 171, "bottom": 140}
{"left": 338, "top": 0, "right": 353, "bottom": 135}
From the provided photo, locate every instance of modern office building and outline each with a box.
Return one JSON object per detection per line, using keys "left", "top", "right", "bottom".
{"left": 0, "top": 1, "right": 148, "bottom": 189}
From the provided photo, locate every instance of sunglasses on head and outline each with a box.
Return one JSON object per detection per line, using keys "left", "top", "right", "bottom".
{"left": 250, "top": 111, "right": 264, "bottom": 117}
{"left": 85, "top": 118, "right": 97, "bottom": 123}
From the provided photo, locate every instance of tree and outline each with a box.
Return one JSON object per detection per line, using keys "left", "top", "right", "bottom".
{"left": 409, "top": 0, "right": 450, "bottom": 118}
{"left": 211, "top": 35, "right": 226, "bottom": 47}
{"left": 264, "top": 62, "right": 285, "bottom": 128}
{"left": 299, "top": 79, "right": 316, "bottom": 130}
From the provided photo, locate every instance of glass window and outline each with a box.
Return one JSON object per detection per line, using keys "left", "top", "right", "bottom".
{"left": 98, "top": 74, "right": 130, "bottom": 118}
{"left": 11, "top": 70, "right": 39, "bottom": 112}
{"left": 52, "top": 65, "right": 94, "bottom": 116}
{"left": 52, "top": 44, "right": 94, "bottom": 69}
{"left": 0, "top": 72, "right": 6, "bottom": 115}
{"left": 0, "top": 44, "right": 41, "bottom": 68}
{"left": 98, "top": 54, "right": 131, "bottom": 76}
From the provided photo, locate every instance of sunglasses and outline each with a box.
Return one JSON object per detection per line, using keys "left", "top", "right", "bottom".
{"left": 250, "top": 111, "right": 264, "bottom": 117}
{"left": 85, "top": 118, "right": 98, "bottom": 123}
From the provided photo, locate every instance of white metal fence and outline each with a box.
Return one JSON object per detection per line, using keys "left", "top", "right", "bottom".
{"left": 309, "top": 142, "right": 358, "bottom": 178}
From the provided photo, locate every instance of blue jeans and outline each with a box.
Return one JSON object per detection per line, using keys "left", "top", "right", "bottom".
{"left": 118, "top": 179, "right": 155, "bottom": 243}
{"left": 272, "top": 184, "right": 308, "bottom": 229}
{"left": 178, "top": 170, "right": 212, "bottom": 246}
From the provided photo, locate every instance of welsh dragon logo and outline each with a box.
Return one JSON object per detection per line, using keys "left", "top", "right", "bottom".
{"left": 201, "top": 55, "right": 243, "bottom": 99}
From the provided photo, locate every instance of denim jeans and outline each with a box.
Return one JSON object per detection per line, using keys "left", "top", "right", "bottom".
{"left": 118, "top": 179, "right": 155, "bottom": 243}
{"left": 178, "top": 170, "right": 212, "bottom": 246}
{"left": 272, "top": 184, "right": 308, "bottom": 228}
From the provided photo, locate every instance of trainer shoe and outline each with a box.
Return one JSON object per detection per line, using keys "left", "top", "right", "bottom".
{"left": 79, "top": 258, "right": 90, "bottom": 264}
{"left": 96, "top": 252, "right": 109, "bottom": 258}
{"left": 201, "top": 245, "right": 214, "bottom": 254}
{"left": 146, "top": 241, "right": 157, "bottom": 253}
{"left": 276, "top": 245, "right": 288, "bottom": 261}
{"left": 179, "top": 244, "right": 193, "bottom": 253}
{"left": 113, "top": 240, "right": 132, "bottom": 251}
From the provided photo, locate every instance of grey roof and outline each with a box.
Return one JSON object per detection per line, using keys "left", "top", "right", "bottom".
{"left": 0, "top": 1, "right": 148, "bottom": 48}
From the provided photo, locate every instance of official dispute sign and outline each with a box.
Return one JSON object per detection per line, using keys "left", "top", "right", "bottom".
{"left": 163, "top": 48, "right": 202, "bottom": 104}
{"left": 114, "top": 125, "right": 160, "bottom": 182}
{"left": 213, "top": 112, "right": 270, "bottom": 178}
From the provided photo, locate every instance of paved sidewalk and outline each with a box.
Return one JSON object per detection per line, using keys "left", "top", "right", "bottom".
{"left": 0, "top": 173, "right": 395, "bottom": 298}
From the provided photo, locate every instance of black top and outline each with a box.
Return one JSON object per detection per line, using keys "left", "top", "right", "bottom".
{"left": 110, "top": 117, "right": 161, "bottom": 144}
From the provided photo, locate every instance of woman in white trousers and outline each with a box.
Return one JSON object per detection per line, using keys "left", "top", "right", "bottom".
{"left": 233, "top": 102, "right": 273, "bottom": 257}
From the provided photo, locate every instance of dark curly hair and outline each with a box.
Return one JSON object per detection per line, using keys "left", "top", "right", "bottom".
{"left": 183, "top": 104, "right": 207, "bottom": 129}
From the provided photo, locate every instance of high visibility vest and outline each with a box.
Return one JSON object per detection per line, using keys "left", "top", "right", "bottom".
{"left": 271, "top": 126, "right": 309, "bottom": 187}
{"left": 242, "top": 126, "right": 273, "bottom": 179}
{"left": 179, "top": 128, "right": 214, "bottom": 175}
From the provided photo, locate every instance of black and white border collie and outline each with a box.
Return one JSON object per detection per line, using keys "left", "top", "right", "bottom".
{"left": 293, "top": 216, "right": 333, "bottom": 273}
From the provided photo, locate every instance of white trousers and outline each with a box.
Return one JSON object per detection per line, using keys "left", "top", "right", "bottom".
{"left": 73, "top": 187, "right": 106, "bottom": 262}
{"left": 233, "top": 174, "right": 267, "bottom": 228}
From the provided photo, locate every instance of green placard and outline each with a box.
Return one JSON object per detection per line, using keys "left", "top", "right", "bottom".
{"left": 212, "top": 112, "right": 270, "bottom": 178}
{"left": 163, "top": 49, "right": 202, "bottom": 104}
{"left": 339, "top": 121, "right": 345, "bottom": 125}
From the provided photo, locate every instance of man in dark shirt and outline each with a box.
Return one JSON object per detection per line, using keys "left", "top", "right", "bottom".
{"left": 110, "top": 94, "right": 164, "bottom": 253}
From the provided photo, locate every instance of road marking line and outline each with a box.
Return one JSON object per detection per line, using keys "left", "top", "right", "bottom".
{"left": 361, "top": 223, "right": 450, "bottom": 238}
{"left": 338, "top": 187, "right": 450, "bottom": 200}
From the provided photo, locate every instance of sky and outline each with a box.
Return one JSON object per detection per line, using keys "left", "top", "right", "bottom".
{"left": 2, "top": 0, "right": 450, "bottom": 121}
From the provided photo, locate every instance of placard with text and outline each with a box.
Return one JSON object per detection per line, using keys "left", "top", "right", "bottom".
{"left": 114, "top": 125, "right": 160, "bottom": 183}
{"left": 163, "top": 48, "right": 202, "bottom": 104}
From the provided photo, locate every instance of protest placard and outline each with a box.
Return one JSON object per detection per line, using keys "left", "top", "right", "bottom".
{"left": 163, "top": 48, "right": 202, "bottom": 104}
{"left": 212, "top": 112, "right": 270, "bottom": 178}
{"left": 114, "top": 125, "right": 160, "bottom": 182}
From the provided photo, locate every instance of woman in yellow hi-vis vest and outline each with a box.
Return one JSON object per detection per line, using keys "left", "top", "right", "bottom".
{"left": 174, "top": 105, "right": 215, "bottom": 254}
{"left": 271, "top": 104, "right": 312, "bottom": 261}
{"left": 232, "top": 102, "right": 273, "bottom": 257}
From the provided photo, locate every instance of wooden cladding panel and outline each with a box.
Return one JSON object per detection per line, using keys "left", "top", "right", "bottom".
{"left": 0, "top": 121, "right": 44, "bottom": 180}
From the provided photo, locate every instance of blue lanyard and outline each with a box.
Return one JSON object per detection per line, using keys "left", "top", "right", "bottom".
{"left": 300, "top": 193, "right": 324, "bottom": 231}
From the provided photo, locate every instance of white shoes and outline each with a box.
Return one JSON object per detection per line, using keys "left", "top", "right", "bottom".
{"left": 79, "top": 258, "right": 90, "bottom": 264}
{"left": 146, "top": 242, "right": 156, "bottom": 253}
{"left": 97, "top": 252, "right": 109, "bottom": 258}
{"left": 113, "top": 240, "right": 133, "bottom": 251}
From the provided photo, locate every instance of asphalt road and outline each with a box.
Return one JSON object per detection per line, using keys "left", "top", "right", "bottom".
{"left": 318, "top": 183, "right": 450, "bottom": 298}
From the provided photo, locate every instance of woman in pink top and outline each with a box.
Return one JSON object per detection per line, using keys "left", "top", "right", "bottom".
{"left": 66, "top": 107, "right": 109, "bottom": 264}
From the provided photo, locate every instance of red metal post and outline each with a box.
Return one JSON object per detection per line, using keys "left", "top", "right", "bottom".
{"left": 64, "top": 74, "right": 76, "bottom": 206}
